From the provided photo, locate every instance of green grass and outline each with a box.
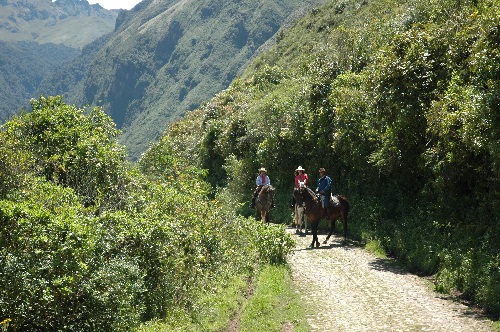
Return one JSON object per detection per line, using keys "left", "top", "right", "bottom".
{"left": 239, "top": 265, "right": 310, "bottom": 332}
{"left": 135, "top": 264, "right": 310, "bottom": 331}
{"left": 364, "top": 239, "right": 387, "bottom": 259}
{"left": 135, "top": 275, "right": 248, "bottom": 332}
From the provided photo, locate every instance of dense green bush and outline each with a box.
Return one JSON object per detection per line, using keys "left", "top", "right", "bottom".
{"left": 156, "top": 0, "right": 500, "bottom": 317}
{"left": 4, "top": 96, "right": 129, "bottom": 211}
{"left": 0, "top": 96, "right": 295, "bottom": 331}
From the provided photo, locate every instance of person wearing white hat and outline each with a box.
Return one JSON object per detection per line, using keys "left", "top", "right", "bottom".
{"left": 291, "top": 166, "right": 309, "bottom": 209}
{"left": 294, "top": 166, "right": 309, "bottom": 188}
{"left": 251, "top": 167, "right": 272, "bottom": 208}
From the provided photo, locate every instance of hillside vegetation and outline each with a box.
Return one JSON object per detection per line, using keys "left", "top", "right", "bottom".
{"left": 0, "top": 0, "right": 117, "bottom": 48}
{"left": 1, "top": 0, "right": 499, "bottom": 329}
{"left": 38, "top": 0, "right": 330, "bottom": 160}
{"left": 0, "top": 41, "right": 80, "bottom": 122}
{"left": 0, "top": 96, "right": 294, "bottom": 331}
{"left": 0, "top": 0, "right": 117, "bottom": 125}
{"left": 148, "top": 0, "right": 500, "bottom": 317}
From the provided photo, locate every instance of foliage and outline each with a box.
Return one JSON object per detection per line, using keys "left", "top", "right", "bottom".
{"left": 0, "top": 41, "right": 80, "bottom": 123}
{"left": 136, "top": 264, "right": 309, "bottom": 332}
{"left": 238, "top": 265, "right": 310, "bottom": 332}
{"left": 3, "top": 96, "right": 129, "bottom": 211}
{"left": 0, "top": 96, "right": 295, "bottom": 331}
{"left": 0, "top": 0, "right": 117, "bottom": 124}
{"left": 38, "top": 0, "right": 331, "bottom": 160}
{"left": 155, "top": 0, "right": 500, "bottom": 317}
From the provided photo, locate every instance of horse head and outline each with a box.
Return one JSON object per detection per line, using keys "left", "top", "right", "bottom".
{"left": 256, "top": 185, "right": 274, "bottom": 223}
{"left": 293, "top": 180, "right": 307, "bottom": 199}
{"left": 258, "top": 184, "right": 274, "bottom": 206}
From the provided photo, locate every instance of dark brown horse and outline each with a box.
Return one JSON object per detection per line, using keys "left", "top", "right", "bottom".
{"left": 324, "top": 194, "right": 350, "bottom": 243}
{"left": 255, "top": 184, "right": 275, "bottom": 223}
{"left": 294, "top": 186, "right": 350, "bottom": 248}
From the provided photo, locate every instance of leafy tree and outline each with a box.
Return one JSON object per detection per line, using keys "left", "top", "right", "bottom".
{"left": 4, "top": 96, "right": 129, "bottom": 211}
{"left": 154, "top": 0, "right": 500, "bottom": 317}
{"left": 1, "top": 95, "right": 295, "bottom": 331}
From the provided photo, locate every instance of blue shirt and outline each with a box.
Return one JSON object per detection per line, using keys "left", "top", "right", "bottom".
{"left": 317, "top": 175, "right": 332, "bottom": 194}
{"left": 256, "top": 174, "right": 270, "bottom": 186}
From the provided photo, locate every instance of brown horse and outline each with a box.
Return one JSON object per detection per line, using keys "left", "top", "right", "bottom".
{"left": 255, "top": 184, "right": 275, "bottom": 223}
{"left": 294, "top": 186, "right": 349, "bottom": 248}
{"left": 323, "top": 194, "right": 350, "bottom": 244}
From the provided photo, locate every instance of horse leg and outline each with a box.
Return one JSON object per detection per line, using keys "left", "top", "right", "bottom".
{"left": 304, "top": 211, "right": 308, "bottom": 234}
{"left": 297, "top": 206, "right": 304, "bottom": 234}
{"left": 315, "top": 222, "right": 320, "bottom": 248}
{"left": 294, "top": 205, "right": 300, "bottom": 233}
{"left": 310, "top": 221, "right": 316, "bottom": 248}
{"left": 341, "top": 210, "right": 347, "bottom": 240}
{"left": 323, "top": 216, "right": 335, "bottom": 244}
{"left": 310, "top": 221, "right": 320, "bottom": 248}
{"left": 323, "top": 210, "right": 338, "bottom": 244}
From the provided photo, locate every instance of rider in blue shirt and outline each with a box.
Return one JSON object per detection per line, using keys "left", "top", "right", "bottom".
{"left": 317, "top": 168, "right": 332, "bottom": 218}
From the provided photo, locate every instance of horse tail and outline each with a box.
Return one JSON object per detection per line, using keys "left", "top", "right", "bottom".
{"left": 338, "top": 195, "right": 350, "bottom": 215}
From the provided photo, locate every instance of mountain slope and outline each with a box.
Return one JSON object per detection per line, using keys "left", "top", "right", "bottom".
{"left": 40, "top": 0, "right": 329, "bottom": 159}
{"left": 0, "top": 0, "right": 118, "bottom": 122}
{"left": 0, "top": 0, "right": 118, "bottom": 48}
{"left": 0, "top": 41, "right": 80, "bottom": 122}
{"left": 143, "top": 0, "right": 499, "bottom": 317}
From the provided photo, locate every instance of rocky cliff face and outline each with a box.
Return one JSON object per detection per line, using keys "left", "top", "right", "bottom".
{"left": 0, "top": 0, "right": 118, "bottom": 48}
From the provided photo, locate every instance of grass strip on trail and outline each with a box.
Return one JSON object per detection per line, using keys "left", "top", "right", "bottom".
{"left": 238, "top": 264, "right": 310, "bottom": 332}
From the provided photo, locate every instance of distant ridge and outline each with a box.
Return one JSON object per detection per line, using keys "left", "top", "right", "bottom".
{"left": 0, "top": 0, "right": 119, "bottom": 123}
{"left": 38, "top": 0, "right": 329, "bottom": 160}
{"left": 0, "top": 0, "right": 118, "bottom": 48}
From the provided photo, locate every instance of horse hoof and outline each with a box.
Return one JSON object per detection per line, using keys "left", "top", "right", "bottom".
{"left": 315, "top": 242, "right": 320, "bottom": 248}
{"left": 322, "top": 240, "right": 327, "bottom": 244}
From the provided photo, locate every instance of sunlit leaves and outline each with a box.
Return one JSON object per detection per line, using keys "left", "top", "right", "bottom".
{"left": 1, "top": 94, "right": 296, "bottom": 330}
{"left": 2, "top": 96, "right": 128, "bottom": 211}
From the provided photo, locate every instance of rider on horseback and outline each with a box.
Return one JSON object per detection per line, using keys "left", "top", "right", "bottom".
{"left": 251, "top": 167, "right": 274, "bottom": 209}
{"left": 291, "top": 166, "right": 309, "bottom": 208}
{"left": 317, "top": 168, "right": 332, "bottom": 219}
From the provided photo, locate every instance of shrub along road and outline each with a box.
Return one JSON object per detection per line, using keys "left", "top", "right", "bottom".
{"left": 286, "top": 228, "right": 494, "bottom": 332}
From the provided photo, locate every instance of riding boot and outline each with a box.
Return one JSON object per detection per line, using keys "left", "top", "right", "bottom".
{"left": 250, "top": 197, "right": 255, "bottom": 209}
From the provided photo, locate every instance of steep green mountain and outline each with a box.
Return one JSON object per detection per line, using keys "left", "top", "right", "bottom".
{"left": 0, "top": 41, "right": 80, "bottom": 122}
{"left": 0, "top": 0, "right": 117, "bottom": 48}
{"left": 0, "top": 0, "right": 118, "bottom": 123}
{"left": 39, "top": 0, "right": 329, "bottom": 160}
{"left": 145, "top": 0, "right": 500, "bottom": 316}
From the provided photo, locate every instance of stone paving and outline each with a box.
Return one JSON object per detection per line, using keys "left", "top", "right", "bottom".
{"left": 286, "top": 228, "right": 494, "bottom": 332}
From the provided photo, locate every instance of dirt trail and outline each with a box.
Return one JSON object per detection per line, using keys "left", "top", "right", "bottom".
{"left": 286, "top": 228, "right": 494, "bottom": 332}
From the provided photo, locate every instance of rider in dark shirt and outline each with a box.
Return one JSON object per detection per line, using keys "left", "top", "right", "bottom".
{"left": 317, "top": 168, "right": 332, "bottom": 219}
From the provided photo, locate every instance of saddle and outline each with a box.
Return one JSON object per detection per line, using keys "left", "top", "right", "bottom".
{"left": 317, "top": 193, "right": 341, "bottom": 207}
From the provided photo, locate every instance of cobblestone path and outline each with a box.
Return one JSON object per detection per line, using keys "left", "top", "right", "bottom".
{"left": 286, "top": 228, "right": 494, "bottom": 332}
